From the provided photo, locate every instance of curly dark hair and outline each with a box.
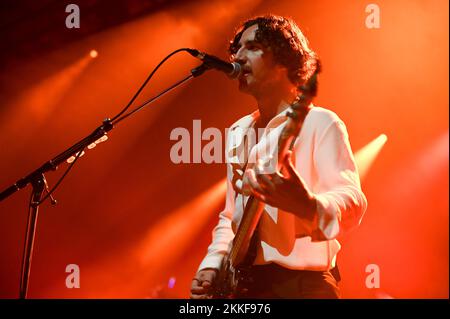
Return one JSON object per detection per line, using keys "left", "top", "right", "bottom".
{"left": 229, "top": 14, "right": 319, "bottom": 88}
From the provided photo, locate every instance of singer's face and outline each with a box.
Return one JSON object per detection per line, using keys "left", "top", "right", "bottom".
{"left": 232, "top": 24, "right": 284, "bottom": 96}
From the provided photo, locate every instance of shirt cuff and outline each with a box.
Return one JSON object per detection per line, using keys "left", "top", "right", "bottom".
{"left": 311, "top": 193, "right": 340, "bottom": 241}
{"left": 197, "top": 252, "right": 225, "bottom": 272}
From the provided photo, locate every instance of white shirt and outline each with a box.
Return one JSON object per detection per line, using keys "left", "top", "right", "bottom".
{"left": 198, "top": 105, "right": 367, "bottom": 271}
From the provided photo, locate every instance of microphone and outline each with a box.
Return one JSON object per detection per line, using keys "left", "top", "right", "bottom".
{"left": 186, "top": 49, "right": 241, "bottom": 79}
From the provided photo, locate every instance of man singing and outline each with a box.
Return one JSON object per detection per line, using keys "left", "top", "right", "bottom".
{"left": 191, "top": 15, "right": 367, "bottom": 299}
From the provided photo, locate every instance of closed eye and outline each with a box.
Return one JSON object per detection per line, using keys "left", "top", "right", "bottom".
{"left": 246, "top": 42, "right": 261, "bottom": 51}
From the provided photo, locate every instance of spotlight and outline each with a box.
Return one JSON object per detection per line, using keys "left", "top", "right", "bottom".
{"left": 354, "top": 134, "right": 388, "bottom": 180}
{"left": 90, "top": 50, "right": 98, "bottom": 58}
{"left": 168, "top": 277, "right": 176, "bottom": 289}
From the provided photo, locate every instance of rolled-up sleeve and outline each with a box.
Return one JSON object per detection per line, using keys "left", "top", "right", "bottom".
{"left": 310, "top": 119, "right": 368, "bottom": 241}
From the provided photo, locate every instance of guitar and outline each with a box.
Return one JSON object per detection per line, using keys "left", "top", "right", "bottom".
{"left": 211, "top": 67, "right": 320, "bottom": 298}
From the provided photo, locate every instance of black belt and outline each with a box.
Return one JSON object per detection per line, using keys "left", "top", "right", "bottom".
{"left": 250, "top": 262, "right": 341, "bottom": 282}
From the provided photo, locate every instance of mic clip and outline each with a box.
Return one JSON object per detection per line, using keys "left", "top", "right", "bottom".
{"left": 191, "top": 63, "right": 211, "bottom": 78}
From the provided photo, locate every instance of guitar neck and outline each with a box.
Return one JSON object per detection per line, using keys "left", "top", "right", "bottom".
{"left": 229, "top": 195, "right": 264, "bottom": 267}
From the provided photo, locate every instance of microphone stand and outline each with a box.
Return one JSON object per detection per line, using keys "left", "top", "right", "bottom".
{"left": 0, "top": 62, "right": 210, "bottom": 299}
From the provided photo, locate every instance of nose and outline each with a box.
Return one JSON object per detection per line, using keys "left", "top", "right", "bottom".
{"left": 233, "top": 47, "right": 247, "bottom": 65}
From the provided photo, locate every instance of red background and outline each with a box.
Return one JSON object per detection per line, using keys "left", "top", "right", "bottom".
{"left": 0, "top": 0, "right": 448, "bottom": 298}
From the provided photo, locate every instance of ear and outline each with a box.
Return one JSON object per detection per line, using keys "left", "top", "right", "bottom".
{"left": 276, "top": 64, "right": 289, "bottom": 76}
{"left": 280, "top": 67, "right": 299, "bottom": 94}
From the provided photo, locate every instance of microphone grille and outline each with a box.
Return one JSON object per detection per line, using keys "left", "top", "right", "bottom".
{"left": 228, "top": 62, "right": 242, "bottom": 79}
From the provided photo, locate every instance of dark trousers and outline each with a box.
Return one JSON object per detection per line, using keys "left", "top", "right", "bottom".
{"left": 236, "top": 263, "right": 341, "bottom": 299}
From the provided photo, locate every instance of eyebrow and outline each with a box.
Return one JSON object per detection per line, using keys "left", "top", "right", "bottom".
{"left": 237, "top": 39, "right": 261, "bottom": 48}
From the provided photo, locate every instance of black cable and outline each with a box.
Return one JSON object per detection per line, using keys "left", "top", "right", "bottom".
{"left": 35, "top": 48, "right": 193, "bottom": 206}
{"left": 36, "top": 147, "right": 84, "bottom": 206}
{"left": 110, "top": 48, "right": 191, "bottom": 123}
{"left": 28, "top": 189, "right": 35, "bottom": 209}
{"left": 112, "top": 73, "right": 193, "bottom": 125}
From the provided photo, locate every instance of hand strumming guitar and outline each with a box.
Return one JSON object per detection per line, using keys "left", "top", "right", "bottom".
{"left": 190, "top": 268, "right": 218, "bottom": 299}
{"left": 237, "top": 151, "right": 317, "bottom": 221}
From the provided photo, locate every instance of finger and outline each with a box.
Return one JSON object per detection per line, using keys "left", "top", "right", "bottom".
{"left": 191, "top": 284, "right": 205, "bottom": 292}
{"left": 199, "top": 269, "right": 218, "bottom": 282}
{"left": 270, "top": 172, "right": 285, "bottom": 185}
{"left": 190, "top": 293, "right": 209, "bottom": 299}
{"left": 191, "top": 292, "right": 211, "bottom": 299}
{"left": 253, "top": 188, "right": 279, "bottom": 206}
{"left": 232, "top": 179, "right": 243, "bottom": 194}
{"left": 283, "top": 151, "right": 297, "bottom": 177}
{"left": 252, "top": 190, "right": 271, "bottom": 204}
{"left": 231, "top": 168, "right": 244, "bottom": 194}
{"left": 251, "top": 190, "right": 265, "bottom": 202}
{"left": 256, "top": 157, "right": 276, "bottom": 174}
{"left": 255, "top": 173, "right": 276, "bottom": 192}
{"left": 190, "top": 286, "right": 206, "bottom": 294}
{"left": 246, "top": 169, "right": 264, "bottom": 193}
{"left": 190, "top": 278, "right": 201, "bottom": 289}
{"left": 240, "top": 176, "right": 253, "bottom": 196}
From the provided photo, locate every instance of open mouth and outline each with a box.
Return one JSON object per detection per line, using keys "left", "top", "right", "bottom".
{"left": 241, "top": 68, "right": 252, "bottom": 78}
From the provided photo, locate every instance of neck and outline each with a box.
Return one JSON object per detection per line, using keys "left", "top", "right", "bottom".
{"left": 255, "top": 88, "right": 297, "bottom": 128}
